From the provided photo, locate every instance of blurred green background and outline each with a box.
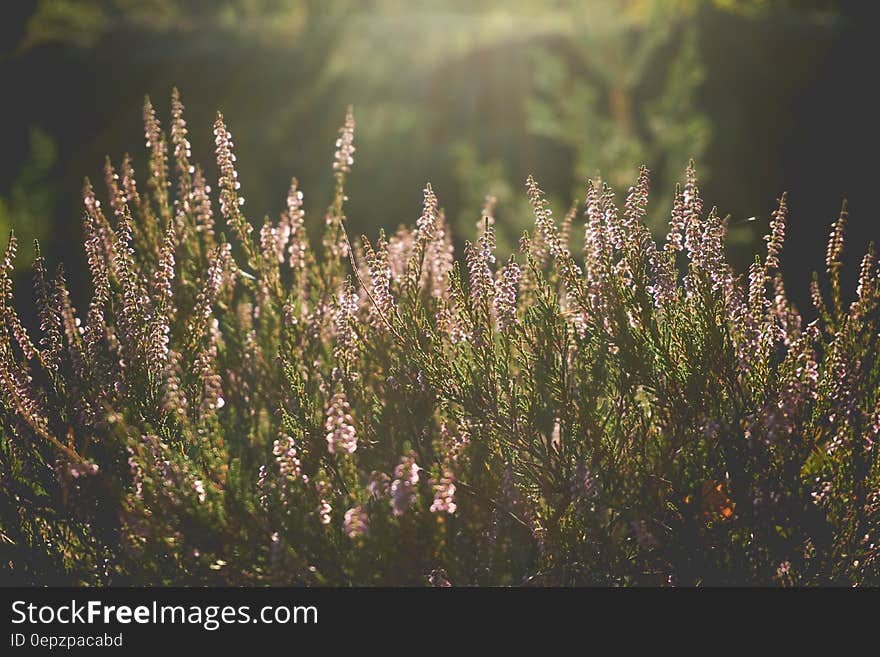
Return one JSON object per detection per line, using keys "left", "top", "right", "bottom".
{"left": 0, "top": 0, "right": 876, "bottom": 313}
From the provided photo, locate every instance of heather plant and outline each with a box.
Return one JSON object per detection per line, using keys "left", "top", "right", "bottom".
{"left": 0, "top": 90, "right": 878, "bottom": 586}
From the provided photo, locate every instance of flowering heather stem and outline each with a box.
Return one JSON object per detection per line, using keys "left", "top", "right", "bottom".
{"left": 3, "top": 93, "right": 879, "bottom": 587}
{"left": 213, "top": 113, "right": 252, "bottom": 252}
{"left": 143, "top": 96, "right": 172, "bottom": 225}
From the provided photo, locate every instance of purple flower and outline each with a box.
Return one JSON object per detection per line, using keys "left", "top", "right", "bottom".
{"left": 391, "top": 452, "right": 420, "bottom": 516}
{"left": 430, "top": 469, "right": 457, "bottom": 514}
{"left": 343, "top": 505, "right": 369, "bottom": 538}
{"left": 325, "top": 392, "right": 357, "bottom": 454}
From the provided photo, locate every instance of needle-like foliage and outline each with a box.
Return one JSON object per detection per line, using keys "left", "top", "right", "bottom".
{"left": 1, "top": 92, "right": 878, "bottom": 586}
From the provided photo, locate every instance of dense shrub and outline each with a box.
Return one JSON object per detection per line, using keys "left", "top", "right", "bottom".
{"left": 1, "top": 90, "right": 878, "bottom": 586}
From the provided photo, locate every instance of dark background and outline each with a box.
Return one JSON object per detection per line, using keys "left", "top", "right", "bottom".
{"left": 0, "top": 0, "right": 877, "bottom": 315}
